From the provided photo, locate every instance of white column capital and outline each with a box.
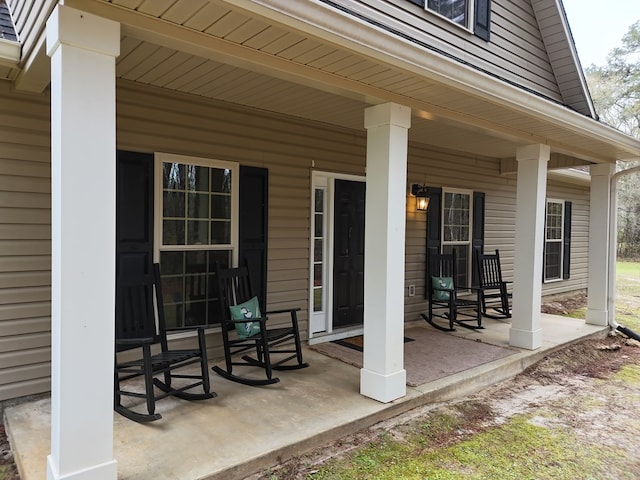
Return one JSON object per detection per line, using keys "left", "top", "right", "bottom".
{"left": 47, "top": 5, "right": 120, "bottom": 58}
{"left": 364, "top": 102, "right": 411, "bottom": 130}
{"left": 589, "top": 163, "right": 615, "bottom": 177}
{"left": 516, "top": 144, "right": 551, "bottom": 162}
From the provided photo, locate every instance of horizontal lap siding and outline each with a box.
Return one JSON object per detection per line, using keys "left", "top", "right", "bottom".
{"left": 543, "top": 180, "right": 590, "bottom": 296}
{"left": 405, "top": 144, "right": 517, "bottom": 321}
{"left": 117, "top": 80, "right": 366, "bottom": 350}
{"left": 357, "top": 0, "right": 562, "bottom": 101}
{"left": 0, "top": 81, "right": 51, "bottom": 402}
{"left": 405, "top": 144, "right": 590, "bottom": 321}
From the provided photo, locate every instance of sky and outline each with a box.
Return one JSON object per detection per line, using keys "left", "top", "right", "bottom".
{"left": 563, "top": 0, "right": 640, "bottom": 68}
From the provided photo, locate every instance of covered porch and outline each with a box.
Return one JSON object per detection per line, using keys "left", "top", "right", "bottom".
{"left": 6, "top": 1, "right": 640, "bottom": 479}
{"left": 6, "top": 315, "right": 606, "bottom": 480}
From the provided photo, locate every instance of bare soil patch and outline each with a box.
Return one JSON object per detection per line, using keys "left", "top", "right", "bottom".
{"left": 248, "top": 324, "right": 640, "bottom": 479}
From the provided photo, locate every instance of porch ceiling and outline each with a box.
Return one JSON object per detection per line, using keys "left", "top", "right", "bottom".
{"left": 59, "top": 0, "right": 640, "bottom": 163}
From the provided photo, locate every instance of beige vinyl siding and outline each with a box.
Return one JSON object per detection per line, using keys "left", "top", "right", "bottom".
{"left": 353, "top": 0, "right": 562, "bottom": 102}
{"left": 117, "top": 80, "right": 367, "bottom": 351}
{"left": 404, "top": 144, "right": 590, "bottom": 322}
{"left": 542, "top": 180, "right": 590, "bottom": 296}
{"left": 0, "top": 80, "right": 51, "bottom": 402}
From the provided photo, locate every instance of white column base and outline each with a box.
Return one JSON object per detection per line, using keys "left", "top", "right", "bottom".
{"left": 509, "top": 326, "right": 542, "bottom": 350}
{"left": 360, "top": 368, "right": 407, "bottom": 403}
{"left": 586, "top": 309, "right": 608, "bottom": 326}
{"left": 47, "top": 456, "right": 117, "bottom": 480}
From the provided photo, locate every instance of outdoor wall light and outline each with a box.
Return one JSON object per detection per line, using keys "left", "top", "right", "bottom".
{"left": 411, "top": 184, "right": 430, "bottom": 211}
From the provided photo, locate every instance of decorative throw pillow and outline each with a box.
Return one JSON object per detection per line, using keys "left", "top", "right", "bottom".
{"left": 229, "top": 296, "right": 262, "bottom": 338}
{"left": 432, "top": 276, "right": 453, "bottom": 301}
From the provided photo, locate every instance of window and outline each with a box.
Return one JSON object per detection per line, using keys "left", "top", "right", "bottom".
{"left": 427, "top": 0, "right": 469, "bottom": 27}
{"left": 544, "top": 199, "right": 564, "bottom": 282}
{"left": 407, "top": 0, "right": 491, "bottom": 40}
{"left": 155, "top": 153, "right": 238, "bottom": 328}
{"left": 312, "top": 187, "right": 326, "bottom": 313}
{"left": 441, "top": 189, "right": 472, "bottom": 287}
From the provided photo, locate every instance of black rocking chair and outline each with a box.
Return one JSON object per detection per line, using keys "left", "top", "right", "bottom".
{"left": 421, "top": 250, "right": 483, "bottom": 332}
{"left": 212, "top": 261, "right": 308, "bottom": 386}
{"left": 114, "top": 263, "right": 215, "bottom": 422}
{"left": 475, "top": 249, "right": 512, "bottom": 320}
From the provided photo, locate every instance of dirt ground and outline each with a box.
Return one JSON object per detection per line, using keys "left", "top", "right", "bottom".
{"left": 245, "top": 332, "right": 640, "bottom": 480}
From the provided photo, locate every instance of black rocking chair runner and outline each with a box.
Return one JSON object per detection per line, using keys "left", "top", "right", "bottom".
{"left": 114, "top": 263, "right": 215, "bottom": 422}
{"left": 475, "top": 249, "right": 512, "bottom": 320}
{"left": 212, "top": 261, "right": 308, "bottom": 386}
{"left": 421, "top": 250, "right": 483, "bottom": 332}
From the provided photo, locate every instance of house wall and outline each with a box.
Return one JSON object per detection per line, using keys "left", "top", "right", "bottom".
{"left": 404, "top": 144, "right": 590, "bottom": 321}
{"left": 346, "top": 0, "right": 562, "bottom": 103}
{"left": 0, "top": 78, "right": 591, "bottom": 402}
{"left": 0, "top": 80, "right": 51, "bottom": 402}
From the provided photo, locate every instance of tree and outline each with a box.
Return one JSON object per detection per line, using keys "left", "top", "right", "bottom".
{"left": 586, "top": 21, "right": 640, "bottom": 138}
{"left": 586, "top": 21, "right": 640, "bottom": 259}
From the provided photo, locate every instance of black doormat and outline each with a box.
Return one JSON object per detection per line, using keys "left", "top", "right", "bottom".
{"left": 332, "top": 335, "right": 414, "bottom": 352}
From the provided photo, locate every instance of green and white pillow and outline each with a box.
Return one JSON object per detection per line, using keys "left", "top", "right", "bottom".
{"left": 229, "top": 296, "right": 262, "bottom": 338}
{"left": 432, "top": 276, "right": 453, "bottom": 301}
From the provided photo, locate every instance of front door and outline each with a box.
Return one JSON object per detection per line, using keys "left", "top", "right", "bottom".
{"left": 332, "top": 179, "right": 365, "bottom": 328}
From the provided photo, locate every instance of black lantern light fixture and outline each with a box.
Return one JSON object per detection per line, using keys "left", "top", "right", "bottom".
{"left": 411, "top": 184, "right": 430, "bottom": 211}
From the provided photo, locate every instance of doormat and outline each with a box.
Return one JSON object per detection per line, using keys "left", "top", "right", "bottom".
{"left": 333, "top": 335, "right": 414, "bottom": 352}
{"left": 312, "top": 327, "right": 518, "bottom": 387}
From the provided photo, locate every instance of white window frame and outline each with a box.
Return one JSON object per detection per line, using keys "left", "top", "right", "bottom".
{"left": 441, "top": 187, "right": 473, "bottom": 287}
{"left": 425, "top": 0, "right": 474, "bottom": 32}
{"left": 544, "top": 198, "right": 564, "bottom": 283}
{"left": 153, "top": 152, "right": 239, "bottom": 327}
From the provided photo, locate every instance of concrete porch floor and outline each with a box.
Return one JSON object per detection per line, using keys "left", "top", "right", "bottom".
{"left": 5, "top": 315, "right": 607, "bottom": 480}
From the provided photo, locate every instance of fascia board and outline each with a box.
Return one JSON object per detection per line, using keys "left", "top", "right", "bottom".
{"left": 0, "top": 37, "right": 20, "bottom": 65}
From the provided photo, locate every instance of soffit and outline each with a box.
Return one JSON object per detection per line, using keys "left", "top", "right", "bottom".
{"left": 63, "top": 0, "right": 640, "bottom": 163}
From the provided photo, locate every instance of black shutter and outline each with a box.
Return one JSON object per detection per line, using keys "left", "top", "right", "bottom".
{"left": 115, "top": 150, "right": 154, "bottom": 340}
{"left": 474, "top": 0, "right": 491, "bottom": 41}
{"left": 239, "top": 166, "right": 269, "bottom": 309}
{"left": 472, "top": 191, "right": 485, "bottom": 286}
{"left": 406, "top": 0, "right": 425, "bottom": 7}
{"left": 424, "top": 187, "right": 442, "bottom": 298}
{"left": 562, "top": 201, "right": 572, "bottom": 279}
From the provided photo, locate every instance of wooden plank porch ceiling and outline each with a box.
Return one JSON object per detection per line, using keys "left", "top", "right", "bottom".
{"left": 62, "top": 0, "right": 640, "bottom": 163}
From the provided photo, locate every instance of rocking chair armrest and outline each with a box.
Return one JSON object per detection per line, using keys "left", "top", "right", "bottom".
{"left": 116, "top": 337, "right": 154, "bottom": 346}
{"left": 164, "top": 325, "right": 208, "bottom": 333}
{"left": 229, "top": 316, "right": 268, "bottom": 324}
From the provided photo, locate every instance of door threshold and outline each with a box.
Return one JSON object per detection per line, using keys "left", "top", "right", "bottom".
{"left": 309, "top": 326, "right": 364, "bottom": 345}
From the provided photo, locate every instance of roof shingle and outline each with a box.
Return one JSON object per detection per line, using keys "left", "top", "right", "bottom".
{"left": 0, "top": 0, "right": 18, "bottom": 42}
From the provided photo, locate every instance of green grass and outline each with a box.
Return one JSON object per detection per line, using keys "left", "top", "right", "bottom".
{"left": 614, "top": 261, "right": 640, "bottom": 331}
{"left": 306, "top": 414, "right": 616, "bottom": 480}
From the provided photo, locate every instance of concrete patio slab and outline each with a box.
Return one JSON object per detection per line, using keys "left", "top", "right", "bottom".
{"left": 5, "top": 315, "right": 607, "bottom": 480}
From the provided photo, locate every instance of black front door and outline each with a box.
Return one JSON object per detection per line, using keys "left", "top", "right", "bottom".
{"left": 333, "top": 179, "right": 365, "bottom": 328}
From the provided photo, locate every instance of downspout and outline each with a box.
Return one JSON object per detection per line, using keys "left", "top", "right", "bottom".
{"left": 607, "top": 163, "right": 640, "bottom": 341}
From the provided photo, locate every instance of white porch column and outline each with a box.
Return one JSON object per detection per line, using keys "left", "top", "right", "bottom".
{"left": 46, "top": 6, "right": 119, "bottom": 480}
{"left": 510, "top": 144, "right": 550, "bottom": 350}
{"left": 586, "top": 163, "right": 615, "bottom": 326}
{"left": 360, "top": 103, "right": 411, "bottom": 403}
